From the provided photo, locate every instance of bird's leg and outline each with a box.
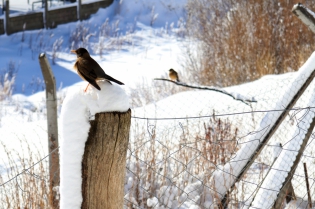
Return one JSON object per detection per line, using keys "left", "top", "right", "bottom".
{"left": 84, "top": 83, "right": 90, "bottom": 92}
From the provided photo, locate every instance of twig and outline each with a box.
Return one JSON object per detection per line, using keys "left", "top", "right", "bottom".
{"left": 154, "top": 78, "right": 257, "bottom": 106}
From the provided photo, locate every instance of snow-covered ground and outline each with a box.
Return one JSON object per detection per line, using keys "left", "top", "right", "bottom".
{"left": 1, "top": 0, "right": 315, "bottom": 209}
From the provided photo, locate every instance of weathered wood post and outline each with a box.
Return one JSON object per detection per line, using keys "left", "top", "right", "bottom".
{"left": 81, "top": 109, "right": 131, "bottom": 209}
{"left": 38, "top": 53, "right": 60, "bottom": 209}
{"left": 303, "top": 163, "right": 312, "bottom": 209}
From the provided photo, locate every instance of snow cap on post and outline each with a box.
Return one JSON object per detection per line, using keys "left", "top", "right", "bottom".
{"left": 59, "top": 81, "right": 130, "bottom": 209}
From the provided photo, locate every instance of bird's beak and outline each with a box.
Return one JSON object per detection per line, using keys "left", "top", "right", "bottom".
{"left": 70, "top": 50, "right": 76, "bottom": 54}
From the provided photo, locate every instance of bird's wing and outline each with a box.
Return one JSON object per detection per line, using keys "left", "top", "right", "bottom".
{"left": 76, "top": 60, "right": 101, "bottom": 90}
{"left": 90, "top": 60, "right": 125, "bottom": 85}
{"left": 76, "top": 59, "right": 97, "bottom": 80}
{"left": 90, "top": 60, "right": 107, "bottom": 78}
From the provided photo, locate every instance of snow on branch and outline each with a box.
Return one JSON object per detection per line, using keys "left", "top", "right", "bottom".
{"left": 154, "top": 78, "right": 257, "bottom": 105}
{"left": 292, "top": 3, "right": 315, "bottom": 34}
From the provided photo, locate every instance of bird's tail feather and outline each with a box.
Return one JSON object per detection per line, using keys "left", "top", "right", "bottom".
{"left": 104, "top": 75, "right": 124, "bottom": 85}
{"left": 90, "top": 81, "right": 101, "bottom": 90}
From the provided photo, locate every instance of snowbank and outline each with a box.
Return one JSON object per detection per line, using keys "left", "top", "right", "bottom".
{"left": 211, "top": 51, "right": 315, "bottom": 203}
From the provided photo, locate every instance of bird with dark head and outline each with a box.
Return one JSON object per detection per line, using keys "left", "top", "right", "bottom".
{"left": 169, "top": 68, "right": 180, "bottom": 82}
{"left": 71, "top": 47, "right": 124, "bottom": 92}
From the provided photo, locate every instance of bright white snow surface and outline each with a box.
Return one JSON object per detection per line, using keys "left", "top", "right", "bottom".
{"left": 2, "top": 1, "right": 315, "bottom": 209}
{"left": 60, "top": 82, "right": 129, "bottom": 208}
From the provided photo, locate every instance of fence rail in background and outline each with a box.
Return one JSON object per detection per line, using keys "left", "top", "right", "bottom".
{"left": 0, "top": 0, "right": 113, "bottom": 35}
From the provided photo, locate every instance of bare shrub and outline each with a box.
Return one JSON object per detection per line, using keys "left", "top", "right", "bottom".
{"left": 69, "top": 22, "right": 93, "bottom": 50}
{"left": 185, "top": 0, "right": 315, "bottom": 87}
{"left": 126, "top": 115, "right": 239, "bottom": 208}
{"left": 52, "top": 37, "right": 64, "bottom": 65}
{"left": 93, "top": 19, "right": 134, "bottom": 56}
{"left": 150, "top": 5, "right": 158, "bottom": 26}
{"left": 200, "top": 113, "right": 238, "bottom": 166}
{"left": 29, "top": 30, "right": 54, "bottom": 60}
{"left": 28, "top": 76, "right": 44, "bottom": 94}
{"left": 0, "top": 61, "right": 19, "bottom": 101}
{"left": 0, "top": 140, "right": 51, "bottom": 209}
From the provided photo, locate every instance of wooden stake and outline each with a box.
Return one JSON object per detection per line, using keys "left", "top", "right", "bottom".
{"left": 304, "top": 163, "right": 312, "bottom": 209}
{"left": 38, "top": 53, "right": 59, "bottom": 209}
{"left": 5, "top": 0, "right": 9, "bottom": 34}
{"left": 81, "top": 110, "right": 131, "bottom": 209}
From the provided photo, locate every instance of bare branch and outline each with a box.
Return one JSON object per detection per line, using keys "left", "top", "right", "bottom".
{"left": 154, "top": 78, "right": 257, "bottom": 105}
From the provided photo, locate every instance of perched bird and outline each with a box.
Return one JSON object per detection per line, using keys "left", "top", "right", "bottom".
{"left": 169, "top": 68, "right": 180, "bottom": 82}
{"left": 71, "top": 48, "right": 124, "bottom": 91}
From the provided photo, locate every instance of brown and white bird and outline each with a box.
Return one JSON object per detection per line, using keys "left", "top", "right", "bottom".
{"left": 71, "top": 48, "right": 124, "bottom": 91}
{"left": 169, "top": 68, "right": 180, "bottom": 82}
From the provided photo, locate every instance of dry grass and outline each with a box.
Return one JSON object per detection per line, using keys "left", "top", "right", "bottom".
{"left": 0, "top": 139, "right": 51, "bottom": 209}
{"left": 69, "top": 22, "right": 92, "bottom": 50}
{"left": 0, "top": 115, "right": 239, "bottom": 208}
{"left": 185, "top": 0, "right": 315, "bottom": 87}
{"left": 125, "top": 114, "right": 239, "bottom": 208}
{"left": 0, "top": 61, "right": 18, "bottom": 101}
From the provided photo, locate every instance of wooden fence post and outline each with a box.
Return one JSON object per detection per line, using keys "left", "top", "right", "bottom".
{"left": 81, "top": 110, "right": 131, "bottom": 209}
{"left": 44, "top": 0, "right": 48, "bottom": 29}
{"left": 78, "top": 0, "right": 82, "bottom": 21}
{"left": 303, "top": 163, "right": 312, "bottom": 209}
{"left": 4, "top": 0, "right": 9, "bottom": 34}
{"left": 38, "top": 53, "right": 60, "bottom": 209}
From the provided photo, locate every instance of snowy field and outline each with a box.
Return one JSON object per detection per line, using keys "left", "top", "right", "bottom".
{"left": 1, "top": 0, "right": 315, "bottom": 209}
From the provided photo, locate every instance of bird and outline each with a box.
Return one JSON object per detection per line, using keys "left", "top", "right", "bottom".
{"left": 71, "top": 48, "right": 124, "bottom": 92}
{"left": 169, "top": 68, "right": 180, "bottom": 82}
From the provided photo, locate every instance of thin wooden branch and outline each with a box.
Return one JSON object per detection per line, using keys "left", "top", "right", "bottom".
{"left": 154, "top": 78, "right": 257, "bottom": 106}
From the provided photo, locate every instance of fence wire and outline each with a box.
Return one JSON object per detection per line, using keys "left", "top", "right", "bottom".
{"left": 1, "top": 72, "right": 315, "bottom": 208}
